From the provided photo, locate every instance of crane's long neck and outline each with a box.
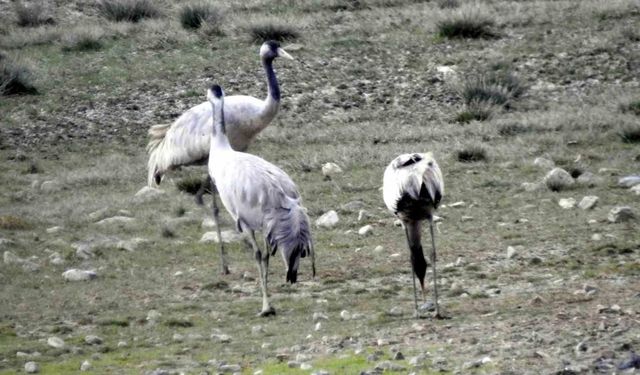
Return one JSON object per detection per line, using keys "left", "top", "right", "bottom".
{"left": 263, "top": 57, "right": 280, "bottom": 104}
{"left": 210, "top": 101, "right": 231, "bottom": 152}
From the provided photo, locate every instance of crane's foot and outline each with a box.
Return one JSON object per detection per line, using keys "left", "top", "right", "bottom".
{"left": 257, "top": 307, "right": 276, "bottom": 317}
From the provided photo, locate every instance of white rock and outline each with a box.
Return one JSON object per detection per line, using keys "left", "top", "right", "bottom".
{"left": 340, "top": 310, "right": 351, "bottom": 320}
{"left": 608, "top": 206, "right": 635, "bottom": 223}
{"left": 558, "top": 198, "right": 576, "bottom": 209}
{"left": 199, "top": 230, "right": 243, "bottom": 244}
{"left": 357, "top": 210, "right": 369, "bottom": 221}
{"left": 300, "top": 363, "right": 313, "bottom": 370}
{"left": 147, "top": 310, "right": 161, "bottom": 321}
{"left": 117, "top": 341, "right": 128, "bottom": 348}
{"left": 47, "top": 336, "right": 65, "bottom": 349}
{"left": 46, "top": 226, "right": 63, "bottom": 234}
{"left": 202, "top": 217, "right": 218, "bottom": 229}
{"left": 314, "top": 322, "right": 322, "bottom": 331}
{"left": 373, "top": 245, "right": 384, "bottom": 253}
{"left": 134, "top": 186, "right": 165, "bottom": 202}
{"left": 506, "top": 246, "right": 519, "bottom": 259}
{"left": 358, "top": 225, "right": 373, "bottom": 236}
{"left": 95, "top": 216, "right": 135, "bottom": 227}
{"left": 218, "top": 364, "right": 241, "bottom": 373}
{"left": 449, "top": 201, "right": 466, "bottom": 208}
{"left": 321, "top": 162, "right": 343, "bottom": 177}
{"left": 84, "top": 335, "right": 103, "bottom": 345}
{"left": 211, "top": 334, "right": 231, "bottom": 343}
{"left": 521, "top": 182, "right": 542, "bottom": 192}
{"left": 544, "top": 168, "right": 574, "bottom": 191}
{"left": 62, "top": 269, "right": 97, "bottom": 281}
{"left": 618, "top": 175, "right": 640, "bottom": 188}
{"left": 40, "top": 180, "right": 61, "bottom": 192}
{"left": 533, "top": 157, "right": 555, "bottom": 169}
{"left": 80, "top": 360, "right": 91, "bottom": 371}
{"left": 316, "top": 210, "right": 339, "bottom": 228}
{"left": 313, "top": 312, "right": 328, "bottom": 322}
{"left": 436, "top": 65, "right": 457, "bottom": 80}
{"left": 591, "top": 234, "right": 602, "bottom": 241}
{"left": 25, "top": 361, "right": 39, "bottom": 373}
{"left": 578, "top": 196, "right": 599, "bottom": 210}
{"left": 4, "top": 251, "right": 23, "bottom": 265}
{"left": 461, "top": 216, "right": 473, "bottom": 222}
{"left": 631, "top": 185, "right": 640, "bottom": 195}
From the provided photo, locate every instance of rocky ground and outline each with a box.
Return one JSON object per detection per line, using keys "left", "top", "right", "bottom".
{"left": 1, "top": 0, "right": 640, "bottom": 374}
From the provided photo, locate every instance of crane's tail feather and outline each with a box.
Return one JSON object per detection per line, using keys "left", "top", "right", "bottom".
{"left": 265, "top": 204, "right": 313, "bottom": 284}
{"left": 405, "top": 220, "right": 427, "bottom": 288}
{"left": 146, "top": 124, "right": 171, "bottom": 187}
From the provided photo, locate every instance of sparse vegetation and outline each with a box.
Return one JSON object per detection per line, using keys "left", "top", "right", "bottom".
{"left": 179, "top": 1, "right": 223, "bottom": 31}
{"left": 620, "top": 99, "right": 640, "bottom": 116}
{"left": 437, "top": 5, "right": 496, "bottom": 39}
{"left": 497, "top": 122, "right": 532, "bottom": 136}
{"left": 0, "top": 215, "right": 32, "bottom": 230}
{"left": 0, "top": 56, "right": 37, "bottom": 95}
{"left": 175, "top": 176, "right": 206, "bottom": 195}
{"left": 455, "top": 101, "right": 494, "bottom": 123}
{"left": 618, "top": 123, "right": 640, "bottom": 143}
{"left": 437, "top": 0, "right": 459, "bottom": 9}
{"left": 458, "top": 70, "right": 526, "bottom": 108}
{"left": 457, "top": 145, "right": 487, "bottom": 162}
{"left": 14, "top": 2, "right": 55, "bottom": 27}
{"left": 98, "top": 0, "right": 161, "bottom": 23}
{"left": 249, "top": 22, "right": 299, "bottom": 43}
{"left": 61, "top": 26, "right": 105, "bottom": 52}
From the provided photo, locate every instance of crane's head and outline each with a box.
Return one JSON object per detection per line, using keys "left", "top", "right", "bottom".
{"left": 207, "top": 84, "right": 224, "bottom": 102}
{"left": 260, "top": 40, "right": 294, "bottom": 61}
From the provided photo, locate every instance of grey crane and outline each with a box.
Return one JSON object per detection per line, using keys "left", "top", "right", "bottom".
{"left": 206, "top": 84, "right": 314, "bottom": 316}
{"left": 382, "top": 152, "right": 445, "bottom": 319}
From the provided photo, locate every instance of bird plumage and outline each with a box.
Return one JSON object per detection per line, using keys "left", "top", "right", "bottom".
{"left": 206, "top": 84, "right": 313, "bottom": 315}
{"left": 147, "top": 41, "right": 292, "bottom": 187}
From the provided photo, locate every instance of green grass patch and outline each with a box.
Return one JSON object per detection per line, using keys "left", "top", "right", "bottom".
{"left": 179, "top": 1, "right": 223, "bottom": 31}
{"left": 14, "top": 1, "right": 55, "bottom": 27}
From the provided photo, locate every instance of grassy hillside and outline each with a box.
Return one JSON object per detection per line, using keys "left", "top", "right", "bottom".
{"left": 1, "top": 0, "right": 639, "bottom": 374}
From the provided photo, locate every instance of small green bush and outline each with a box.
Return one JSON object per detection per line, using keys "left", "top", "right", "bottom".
{"left": 98, "top": 0, "right": 161, "bottom": 23}
{"left": 437, "top": 6, "right": 496, "bottom": 39}
{"left": 0, "top": 56, "right": 38, "bottom": 95}
{"left": 618, "top": 123, "right": 640, "bottom": 143}
{"left": 180, "top": 2, "right": 223, "bottom": 31}
{"left": 457, "top": 145, "right": 487, "bottom": 162}
{"left": 14, "top": 2, "right": 55, "bottom": 27}
{"left": 249, "top": 22, "right": 299, "bottom": 43}
{"left": 455, "top": 101, "right": 494, "bottom": 123}
{"left": 620, "top": 100, "right": 640, "bottom": 116}
{"left": 458, "top": 71, "right": 525, "bottom": 108}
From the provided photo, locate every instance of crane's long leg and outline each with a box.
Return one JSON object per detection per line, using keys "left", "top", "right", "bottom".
{"left": 247, "top": 231, "right": 275, "bottom": 317}
{"left": 428, "top": 218, "right": 443, "bottom": 319}
{"left": 208, "top": 177, "right": 229, "bottom": 275}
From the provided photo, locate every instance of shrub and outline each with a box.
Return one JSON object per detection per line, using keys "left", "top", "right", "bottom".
{"left": 0, "top": 215, "right": 32, "bottom": 230}
{"left": 175, "top": 176, "right": 206, "bottom": 195}
{"left": 457, "top": 145, "right": 487, "bottom": 162}
{"left": 455, "top": 101, "right": 494, "bottom": 123}
{"left": 14, "top": 2, "right": 55, "bottom": 27}
{"left": 619, "top": 100, "right": 640, "bottom": 116}
{"left": 437, "top": 5, "right": 496, "bottom": 39}
{"left": 180, "top": 2, "right": 223, "bottom": 31}
{"left": 498, "top": 122, "right": 531, "bottom": 136}
{"left": 249, "top": 22, "right": 299, "bottom": 43}
{"left": 458, "top": 70, "right": 525, "bottom": 108}
{"left": 61, "top": 26, "right": 105, "bottom": 52}
{"left": 0, "top": 56, "right": 37, "bottom": 95}
{"left": 98, "top": 0, "right": 161, "bottom": 23}
{"left": 618, "top": 123, "right": 640, "bottom": 143}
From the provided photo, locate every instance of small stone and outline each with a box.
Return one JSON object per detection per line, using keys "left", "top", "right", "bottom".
{"left": 300, "top": 363, "right": 313, "bottom": 370}
{"left": 377, "top": 338, "right": 389, "bottom": 346}
{"left": 583, "top": 284, "right": 597, "bottom": 294}
{"left": 316, "top": 211, "right": 339, "bottom": 228}
{"left": 251, "top": 325, "right": 264, "bottom": 335}
{"left": 47, "top": 337, "right": 65, "bottom": 349}
{"left": 340, "top": 310, "right": 351, "bottom": 320}
{"left": 218, "top": 364, "right": 241, "bottom": 373}
{"left": 388, "top": 306, "right": 403, "bottom": 316}
{"left": 340, "top": 200, "right": 365, "bottom": 212}
{"left": 62, "top": 269, "right": 97, "bottom": 281}
{"left": 367, "top": 353, "right": 379, "bottom": 362}
{"left": 576, "top": 172, "right": 602, "bottom": 187}
{"left": 357, "top": 210, "right": 369, "bottom": 221}
{"left": 506, "top": 246, "right": 519, "bottom": 259}
{"left": 461, "top": 216, "right": 473, "bottom": 222}
{"left": 533, "top": 157, "right": 555, "bottom": 169}
{"left": 409, "top": 354, "right": 428, "bottom": 366}
{"left": 544, "top": 168, "right": 575, "bottom": 191}
{"left": 631, "top": 185, "right": 640, "bottom": 195}
{"left": 172, "top": 333, "right": 184, "bottom": 342}
{"left": 521, "top": 182, "right": 543, "bottom": 192}
{"left": 313, "top": 312, "right": 328, "bottom": 322}
{"left": 117, "top": 341, "right": 128, "bottom": 348}
{"left": 84, "top": 335, "right": 103, "bottom": 345}
{"left": 578, "top": 196, "right": 599, "bottom": 210}
{"left": 393, "top": 352, "right": 404, "bottom": 360}
{"left": 211, "top": 334, "right": 231, "bottom": 343}
{"left": 46, "top": 226, "right": 63, "bottom": 234}
{"left": 575, "top": 340, "right": 588, "bottom": 356}
{"left": 618, "top": 175, "right": 640, "bottom": 188}
{"left": 558, "top": 198, "right": 576, "bottom": 209}
{"left": 202, "top": 217, "right": 218, "bottom": 229}
{"left": 591, "top": 233, "right": 602, "bottom": 241}
{"left": 134, "top": 186, "right": 165, "bottom": 202}
{"left": 199, "top": 230, "right": 243, "bottom": 244}
{"left": 608, "top": 206, "right": 635, "bottom": 223}
{"left": 287, "top": 361, "right": 301, "bottom": 368}
{"left": 449, "top": 201, "right": 466, "bottom": 208}
{"left": 95, "top": 216, "right": 135, "bottom": 227}
{"left": 358, "top": 225, "right": 373, "bottom": 236}
{"left": 314, "top": 322, "right": 322, "bottom": 331}
{"left": 146, "top": 310, "right": 162, "bottom": 321}
{"left": 373, "top": 245, "right": 384, "bottom": 253}
{"left": 4, "top": 251, "right": 22, "bottom": 265}
{"left": 40, "top": 180, "right": 61, "bottom": 192}
{"left": 80, "top": 360, "right": 91, "bottom": 371}
{"left": 24, "top": 361, "right": 39, "bottom": 373}
{"left": 49, "top": 252, "right": 65, "bottom": 265}
{"left": 321, "top": 162, "right": 343, "bottom": 178}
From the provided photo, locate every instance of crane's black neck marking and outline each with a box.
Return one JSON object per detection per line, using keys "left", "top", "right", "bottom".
{"left": 212, "top": 103, "right": 226, "bottom": 135}
{"left": 263, "top": 57, "right": 280, "bottom": 101}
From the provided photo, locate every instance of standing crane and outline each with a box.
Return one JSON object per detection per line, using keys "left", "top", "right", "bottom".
{"left": 146, "top": 41, "right": 293, "bottom": 274}
{"left": 382, "top": 153, "right": 445, "bottom": 319}
{"left": 206, "top": 84, "right": 314, "bottom": 316}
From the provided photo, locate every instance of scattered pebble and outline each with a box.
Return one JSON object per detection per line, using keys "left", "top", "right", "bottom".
{"left": 46, "top": 226, "right": 63, "bottom": 234}
{"left": 558, "top": 198, "right": 576, "bottom": 209}
{"left": 287, "top": 361, "right": 301, "bottom": 368}
{"left": 62, "top": 269, "right": 97, "bottom": 282}
{"left": 631, "top": 185, "right": 640, "bottom": 195}
{"left": 358, "top": 225, "right": 373, "bottom": 236}
{"left": 544, "top": 168, "right": 574, "bottom": 191}
{"left": 313, "top": 312, "right": 328, "bottom": 322}
{"left": 80, "top": 360, "right": 91, "bottom": 371}
{"left": 94, "top": 216, "right": 135, "bottom": 227}
{"left": 47, "top": 337, "right": 65, "bottom": 349}
{"left": 578, "top": 196, "right": 599, "bottom": 210}
{"left": 533, "top": 157, "right": 555, "bottom": 169}
{"left": 24, "top": 361, "right": 39, "bottom": 373}
{"left": 357, "top": 210, "right": 369, "bottom": 221}
{"left": 506, "top": 246, "right": 520, "bottom": 259}
{"left": 618, "top": 175, "right": 640, "bottom": 188}
{"left": 449, "top": 201, "right": 466, "bottom": 208}
{"left": 339, "top": 310, "right": 351, "bottom": 320}
{"left": 321, "top": 162, "right": 343, "bottom": 178}
{"left": 84, "top": 335, "right": 103, "bottom": 345}
{"left": 300, "top": 362, "right": 313, "bottom": 370}
{"left": 608, "top": 206, "right": 635, "bottom": 223}
{"left": 591, "top": 233, "right": 602, "bottom": 241}
{"left": 134, "top": 186, "right": 165, "bottom": 202}
{"left": 316, "top": 211, "right": 339, "bottom": 228}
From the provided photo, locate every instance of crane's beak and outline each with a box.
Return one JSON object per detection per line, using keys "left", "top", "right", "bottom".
{"left": 277, "top": 47, "right": 294, "bottom": 60}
